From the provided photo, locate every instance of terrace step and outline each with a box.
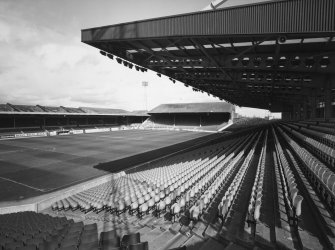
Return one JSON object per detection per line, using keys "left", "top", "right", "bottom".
{"left": 157, "top": 232, "right": 189, "bottom": 250}
{"left": 141, "top": 227, "right": 164, "bottom": 243}
{"left": 199, "top": 238, "right": 227, "bottom": 250}
{"left": 149, "top": 230, "right": 176, "bottom": 250}
{"left": 183, "top": 235, "right": 206, "bottom": 250}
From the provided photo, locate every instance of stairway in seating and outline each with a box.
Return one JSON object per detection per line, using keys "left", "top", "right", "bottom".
{"left": 115, "top": 210, "right": 229, "bottom": 250}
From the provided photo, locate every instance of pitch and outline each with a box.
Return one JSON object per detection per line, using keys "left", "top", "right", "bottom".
{"left": 0, "top": 130, "right": 209, "bottom": 202}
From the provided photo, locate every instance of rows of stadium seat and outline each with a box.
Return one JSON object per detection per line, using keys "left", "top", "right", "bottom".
{"left": 247, "top": 129, "right": 268, "bottom": 223}
{"left": 272, "top": 128, "right": 303, "bottom": 224}
{"left": 218, "top": 131, "right": 261, "bottom": 222}
{"left": 48, "top": 132, "right": 260, "bottom": 249}
{"left": 281, "top": 124, "right": 335, "bottom": 168}
{"left": 278, "top": 127, "right": 335, "bottom": 203}
{"left": 0, "top": 211, "right": 78, "bottom": 250}
{"left": 284, "top": 149, "right": 335, "bottom": 247}
{"left": 51, "top": 136, "right": 244, "bottom": 214}
{"left": 141, "top": 117, "right": 227, "bottom": 132}
{"left": 225, "top": 118, "right": 270, "bottom": 132}
{"left": 280, "top": 130, "right": 335, "bottom": 234}
{"left": 0, "top": 211, "right": 159, "bottom": 250}
{"left": 27, "top": 121, "right": 335, "bottom": 249}
{"left": 295, "top": 121, "right": 335, "bottom": 135}
{"left": 171, "top": 133, "right": 255, "bottom": 224}
{"left": 275, "top": 126, "right": 335, "bottom": 247}
{"left": 300, "top": 120, "right": 335, "bottom": 128}
{"left": 286, "top": 122, "right": 335, "bottom": 148}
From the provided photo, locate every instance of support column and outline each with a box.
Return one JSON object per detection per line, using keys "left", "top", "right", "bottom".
{"left": 292, "top": 104, "right": 298, "bottom": 121}
{"left": 303, "top": 98, "right": 310, "bottom": 120}
{"left": 309, "top": 95, "right": 316, "bottom": 120}
{"left": 324, "top": 77, "right": 332, "bottom": 121}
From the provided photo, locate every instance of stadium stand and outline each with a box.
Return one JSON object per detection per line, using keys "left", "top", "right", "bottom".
{"left": 0, "top": 104, "right": 135, "bottom": 115}
{"left": 0, "top": 103, "right": 148, "bottom": 138}
{"left": 2, "top": 119, "right": 335, "bottom": 249}
{"left": 143, "top": 103, "right": 233, "bottom": 132}
{"left": 225, "top": 117, "right": 270, "bottom": 132}
{"left": 80, "top": 107, "right": 129, "bottom": 115}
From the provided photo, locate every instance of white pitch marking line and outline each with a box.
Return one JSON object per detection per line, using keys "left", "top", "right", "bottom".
{"left": 0, "top": 150, "right": 26, "bottom": 155}
{"left": 0, "top": 176, "right": 45, "bottom": 192}
{"left": 98, "top": 136, "right": 124, "bottom": 139}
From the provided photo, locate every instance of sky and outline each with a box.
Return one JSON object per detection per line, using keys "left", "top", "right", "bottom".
{"left": 0, "top": 0, "right": 277, "bottom": 117}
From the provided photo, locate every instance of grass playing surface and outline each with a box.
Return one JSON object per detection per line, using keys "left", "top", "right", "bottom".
{"left": 0, "top": 129, "right": 209, "bottom": 202}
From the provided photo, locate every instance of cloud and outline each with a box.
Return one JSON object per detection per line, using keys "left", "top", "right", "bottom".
{"left": 35, "top": 43, "right": 91, "bottom": 70}
{"left": 0, "top": 0, "right": 273, "bottom": 118}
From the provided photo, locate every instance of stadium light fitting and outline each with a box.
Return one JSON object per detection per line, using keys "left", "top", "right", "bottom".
{"left": 107, "top": 54, "right": 114, "bottom": 60}
{"left": 157, "top": 73, "right": 161, "bottom": 77}
{"left": 305, "top": 57, "right": 315, "bottom": 68}
{"left": 123, "top": 61, "right": 128, "bottom": 66}
{"left": 320, "top": 56, "right": 330, "bottom": 68}
{"left": 135, "top": 66, "right": 140, "bottom": 71}
{"left": 128, "top": 63, "right": 133, "bottom": 69}
{"left": 100, "top": 51, "right": 107, "bottom": 56}
{"left": 291, "top": 56, "right": 300, "bottom": 66}
{"left": 116, "top": 58, "right": 122, "bottom": 64}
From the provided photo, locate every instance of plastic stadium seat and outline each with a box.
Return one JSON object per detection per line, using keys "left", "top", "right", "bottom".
{"left": 68, "top": 222, "right": 84, "bottom": 233}
{"left": 100, "top": 230, "right": 117, "bottom": 241}
{"left": 171, "top": 203, "right": 181, "bottom": 222}
{"left": 129, "top": 241, "right": 149, "bottom": 250}
{"left": 189, "top": 203, "right": 200, "bottom": 221}
{"left": 179, "top": 215, "right": 190, "bottom": 226}
{"left": 60, "top": 236, "right": 79, "bottom": 248}
{"left": 83, "top": 223, "right": 97, "bottom": 232}
{"left": 293, "top": 195, "right": 304, "bottom": 216}
{"left": 100, "top": 230, "right": 120, "bottom": 248}
{"left": 80, "top": 232, "right": 98, "bottom": 244}
{"left": 121, "top": 233, "right": 140, "bottom": 248}
{"left": 101, "top": 241, "right": 122, "bottom": 250}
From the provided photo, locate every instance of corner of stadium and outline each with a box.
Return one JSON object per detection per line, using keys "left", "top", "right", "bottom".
{"left": 1, "top": 0, "right": 335, "bottom": 250}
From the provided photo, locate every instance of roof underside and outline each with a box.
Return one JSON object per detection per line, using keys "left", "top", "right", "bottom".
{"left": 149, "top": 102, "right": 234, "bottom": 114}
{"left": 82, "top": 0, "right": 335, "bottom": 112}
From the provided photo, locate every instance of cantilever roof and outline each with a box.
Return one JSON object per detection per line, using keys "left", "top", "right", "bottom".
{"left": 0, "top": 104, "right": 148, "bottom": 117}
{"left": 148, "top": 102, "right": 234, "bottom": 114}
{"left": 82, "top": 0, "right": 335, "bottom": 112}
